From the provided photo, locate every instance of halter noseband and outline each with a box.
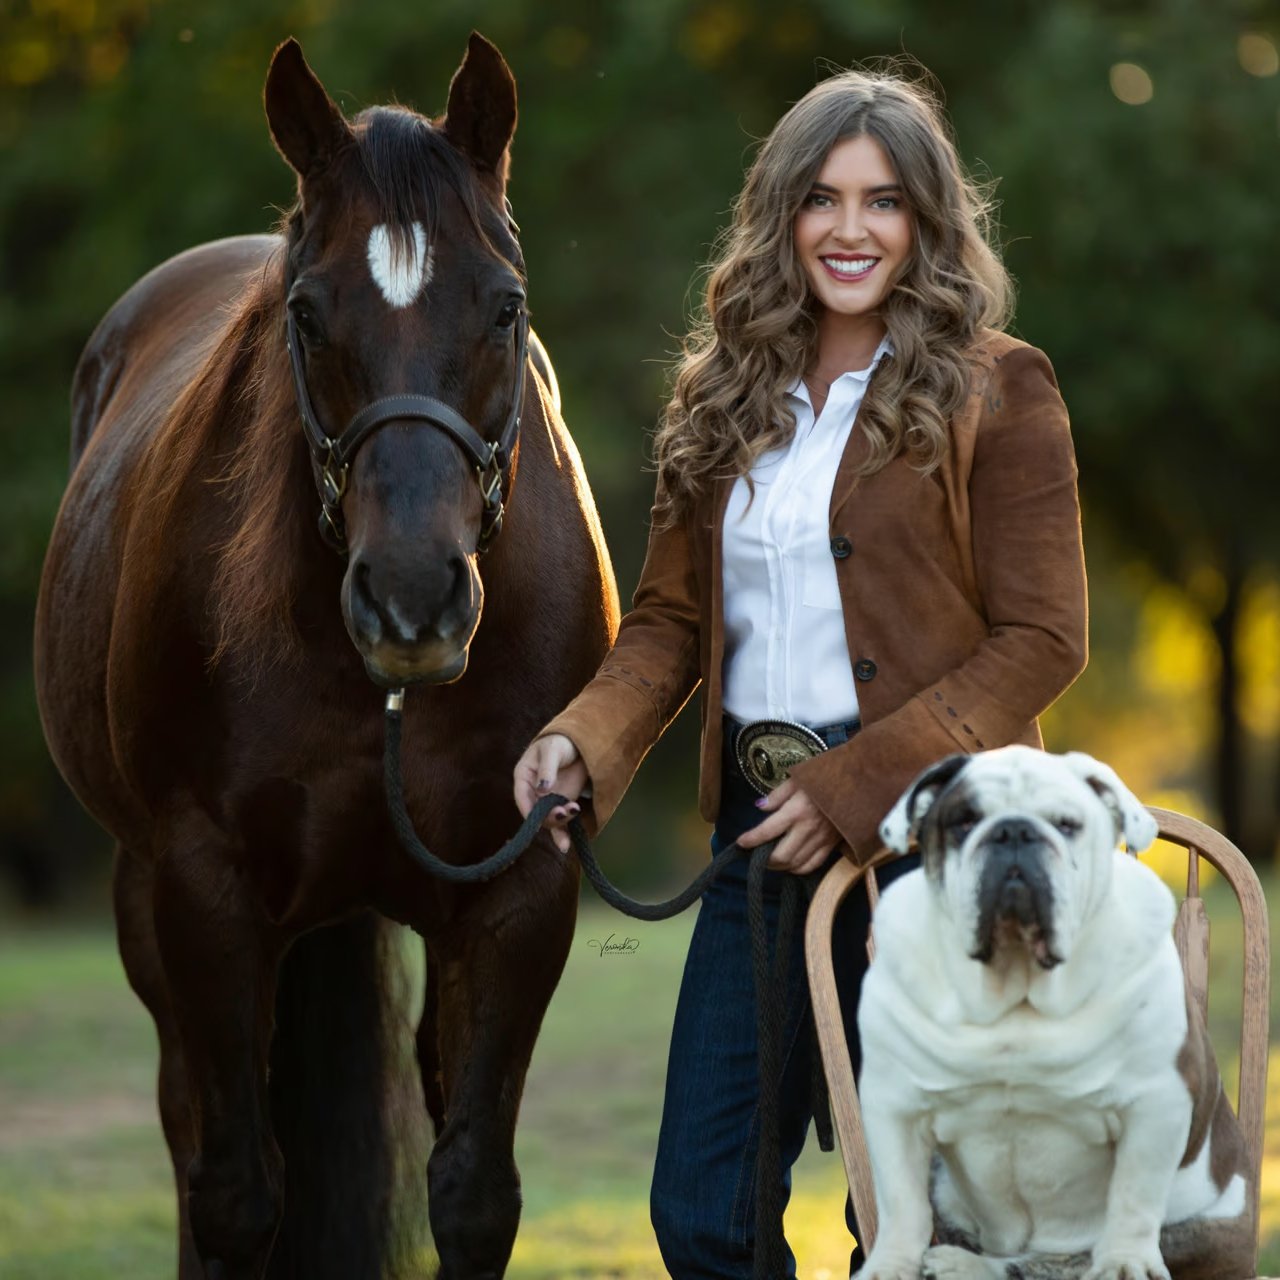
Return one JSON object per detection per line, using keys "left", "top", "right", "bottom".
{"left": 285, "top": 268, "right": 529, "bottom": 558}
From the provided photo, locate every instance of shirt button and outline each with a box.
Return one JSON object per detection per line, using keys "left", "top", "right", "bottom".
{"left": 854, "top": 658, "right": 878, "bottom": 681}
{"left": 830, "top": 535, "right": 853, "bottom": 559}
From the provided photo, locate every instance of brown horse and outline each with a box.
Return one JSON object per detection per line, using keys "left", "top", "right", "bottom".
{"left": 34, "top": 34, "right": 618, "bottom": 1280}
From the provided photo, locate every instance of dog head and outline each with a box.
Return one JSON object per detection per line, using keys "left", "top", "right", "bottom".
{"left": 880, "top": 747, "right": 1158, "bottom": 970}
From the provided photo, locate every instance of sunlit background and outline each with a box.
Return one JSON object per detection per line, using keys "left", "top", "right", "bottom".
{"left": 1, "top": 0, "right": 1278, "bottom": 1275}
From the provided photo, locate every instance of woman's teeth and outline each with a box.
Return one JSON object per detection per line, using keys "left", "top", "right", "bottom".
{"left": 822, "top": 257, "right": 877, "bottom": 277}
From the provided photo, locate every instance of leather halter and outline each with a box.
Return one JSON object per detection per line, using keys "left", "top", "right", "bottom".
{"left": 285, "top": 268, "right": 529, "bottom": 557}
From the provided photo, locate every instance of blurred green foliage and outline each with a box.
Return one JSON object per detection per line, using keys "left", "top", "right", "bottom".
{"left": 2, "top": 0, "right": 1279, "bottom": 897}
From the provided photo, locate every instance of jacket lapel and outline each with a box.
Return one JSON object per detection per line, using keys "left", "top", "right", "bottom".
{"left": 828, "top": 402, "right": 874, "bottom": 525}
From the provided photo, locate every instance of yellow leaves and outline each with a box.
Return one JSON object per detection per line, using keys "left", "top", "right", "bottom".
{"left": 1133, "top": 580, "right": 1217, "bottom": 696}
{"left": 3, "top": 38, "right": 53, "bottom": 88}
{"left": 681, "top": 3, "right": 749, "bottom": 69}
{"left": 0, "top": 0, "right": 150, "bottom": 91}
{"left": 1241, "top": 580, "right": 1280, "bottom": 737}
{"left": 85, "top": 32, "right": 126, "bottom": 84}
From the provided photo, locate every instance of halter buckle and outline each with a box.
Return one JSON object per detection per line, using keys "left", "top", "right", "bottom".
{"left": 478, "top": 467, "right": 501, "bottom": 507}
{"left": 321, "top": 451, "right": 349, "bottom": 507}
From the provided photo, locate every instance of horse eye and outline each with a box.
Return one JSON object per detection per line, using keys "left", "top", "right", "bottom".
{"left": 290, "top": 302, "right": 325, "bottom": 347}
{"left": 495, "top": 299, "right": 523, "bottom": 331}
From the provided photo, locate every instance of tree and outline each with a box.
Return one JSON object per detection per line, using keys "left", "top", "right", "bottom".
{"left": 981, "top": 0, "right": 1280, "bottom": 850}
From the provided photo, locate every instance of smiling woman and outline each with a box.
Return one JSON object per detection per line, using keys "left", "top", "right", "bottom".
{"left": 514, "top": 62, "right": 1087, "bottom": 1280}
{"left": 791, "top": 135, "right": 914, "bottom": 383}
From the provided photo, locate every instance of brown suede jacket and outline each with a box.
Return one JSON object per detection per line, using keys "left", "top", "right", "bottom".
{"left": 541, "top": 330, "right": 1088, "bottom": 864}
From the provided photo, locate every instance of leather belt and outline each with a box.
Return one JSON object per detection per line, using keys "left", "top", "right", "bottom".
{"left": 731, "top": 718, "right": 829, "bottom": 796}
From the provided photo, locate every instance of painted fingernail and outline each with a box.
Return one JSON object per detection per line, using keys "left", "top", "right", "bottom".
{"left": 537, "top": 778, "right": 551, "bottom": 791}
{"left": 567, "top": 803, "right": 580, "bottom": 815}
{"left": 754, "top": 797, "right": 768, "bottom": 809}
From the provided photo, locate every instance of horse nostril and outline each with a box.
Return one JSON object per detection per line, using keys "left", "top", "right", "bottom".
{"left": 350, "top": 559, "right": 387, "bottom": 637}
{"left": 447, "top": 552, "right": 469, "bottom": 612}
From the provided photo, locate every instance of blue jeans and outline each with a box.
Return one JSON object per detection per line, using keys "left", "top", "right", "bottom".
{"left": 649, "top": 718, "right": 919, "bottom": 1278}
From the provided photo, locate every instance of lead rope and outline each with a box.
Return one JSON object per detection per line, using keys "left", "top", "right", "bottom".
{"left": 384, "top": 691, "right": 834, "bottom": 1275}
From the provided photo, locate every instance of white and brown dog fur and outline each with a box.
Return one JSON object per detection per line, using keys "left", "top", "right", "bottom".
{"left": 853, "top": 747, "right": 1255, "bottom": 1280}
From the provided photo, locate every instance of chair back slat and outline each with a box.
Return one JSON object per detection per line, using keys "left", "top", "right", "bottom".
{"left": 1146, "top": 807, "right": 1270, "bottom": 1201}
{"left": 1173, "top": 895, "right": 1210, "bottom": 1026}
{"left": 805, "top": 807, "right": 1270, "bottom": 1262}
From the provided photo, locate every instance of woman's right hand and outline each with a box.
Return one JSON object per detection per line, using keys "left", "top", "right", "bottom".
{"left": 513, "top": 734, "right": 589, "bottom": 853}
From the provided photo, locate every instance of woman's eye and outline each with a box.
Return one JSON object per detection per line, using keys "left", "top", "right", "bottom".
{"left": 871, "top": 196, "right": 902, "bottom": 211}
{"left": 803, "top": 191, "right": 834, "bottom": 208}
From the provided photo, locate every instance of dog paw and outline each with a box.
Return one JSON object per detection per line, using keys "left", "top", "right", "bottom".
{"left": 921, "top": 1245, "right": 1001, "bottom": 1280}
{"left": 1082, "top": 1249, "right": 1171, "bottom": 1280}
{"left": 851, "top": 1251, "right": 923, "bottom": 1280}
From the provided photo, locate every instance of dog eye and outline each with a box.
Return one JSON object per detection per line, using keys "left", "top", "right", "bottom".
{"left": 952, "top": 809, "right": 980, "bottom": 834}
{"left": 1053, "top": 817, "right": 1082, "bottom": 836}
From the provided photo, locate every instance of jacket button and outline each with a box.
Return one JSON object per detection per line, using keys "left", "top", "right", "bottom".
{"left": 854, "top": 658, "right": 877, "bottom": 681}
{"left": 830, "top": 535, "right": 853, "bottom": 560}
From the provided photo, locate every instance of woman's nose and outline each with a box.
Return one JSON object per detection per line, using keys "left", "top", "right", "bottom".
{"left": 834, "top": 205, "right": 866, "bottom": 244}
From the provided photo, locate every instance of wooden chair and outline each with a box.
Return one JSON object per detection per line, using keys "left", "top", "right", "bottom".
{"left": 805, "top": 807, "right": 1271, "bottom": 1272}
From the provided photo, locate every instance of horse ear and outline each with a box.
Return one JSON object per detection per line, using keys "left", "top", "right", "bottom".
{"left": 264, "top": 38, "right": 352, "bottom": 179}
{"left": 443, "top": 32, "right": 517, "bottom": 182}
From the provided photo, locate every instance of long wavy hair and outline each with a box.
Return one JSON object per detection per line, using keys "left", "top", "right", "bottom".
{"left": 654, "top": 65, "right": 1013, "bottom": 522}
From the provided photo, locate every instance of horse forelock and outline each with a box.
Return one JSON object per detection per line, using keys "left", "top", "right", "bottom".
{"left": 355, "top": 108, "right": 467, "bottom": 242}
{"left": 345, "top": 106, "right": 519, "bottom": 278}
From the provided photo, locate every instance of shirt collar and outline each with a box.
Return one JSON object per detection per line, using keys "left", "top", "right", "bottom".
{"left": 784, "top": 333, "right": 894, "bottom": 404}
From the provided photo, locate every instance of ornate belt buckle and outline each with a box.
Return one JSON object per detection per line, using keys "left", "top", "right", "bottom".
{"left": 734, "top": 719, "right": 827, "bottom": 796}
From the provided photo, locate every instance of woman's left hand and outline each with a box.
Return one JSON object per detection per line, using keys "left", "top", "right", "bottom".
{"left": 735, "top": 778, "right": 841, "bottom": 875}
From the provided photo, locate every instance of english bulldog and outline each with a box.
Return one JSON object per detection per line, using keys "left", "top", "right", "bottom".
{"left": 852, "top": 747, "right": 1256, "bottom": 1280}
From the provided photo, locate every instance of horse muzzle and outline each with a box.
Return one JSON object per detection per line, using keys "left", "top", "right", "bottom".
{"left": 342, "top": 550, "right": 480, "bottom": 685}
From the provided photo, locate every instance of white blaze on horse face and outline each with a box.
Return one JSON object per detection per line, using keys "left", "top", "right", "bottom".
{"left": 367, "top": 222, "right": 433, "bottom": 308}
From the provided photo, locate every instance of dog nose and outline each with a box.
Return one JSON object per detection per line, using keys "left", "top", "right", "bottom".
{"left": 988, "top": 817, "right": 1040, "bottom": 848}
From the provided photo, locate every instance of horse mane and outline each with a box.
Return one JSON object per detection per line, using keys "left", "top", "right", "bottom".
{"left": 130, "top": 106, "right": 498, "bottom": 678}
{"left": 208, "top": 258, "right": 313, "bottom": 672}
{"left": 120, "top": 250, "right": 308, "bottom": 676}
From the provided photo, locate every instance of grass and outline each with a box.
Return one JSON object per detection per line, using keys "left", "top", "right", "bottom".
{"left": 0, "top": 861, "right": 1277, "bottom": 1279}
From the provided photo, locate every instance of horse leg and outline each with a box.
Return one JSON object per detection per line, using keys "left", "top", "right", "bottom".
{"left": 151, "top": 814, "right": 284, "bottom": 1280}
{"left": 416, "top": 943, "right": 447, "bottom": 1139}
{"left": 112, "top": 845, "right": 203, "bottom": 1278}
{"left": 424, "top": 848, "right": 577, "bottom": 1279}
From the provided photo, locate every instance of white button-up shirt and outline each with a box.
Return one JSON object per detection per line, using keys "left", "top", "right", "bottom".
{"left": 721, "top": 335, "right": 892, "bottom": 726}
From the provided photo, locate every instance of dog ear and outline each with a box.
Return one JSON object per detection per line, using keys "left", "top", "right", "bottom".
{"left": 1061, "top": 752, "right": 1158, "bottom": 853}
{"left": 880, "top": 754, "right": 971, "bottom": 853}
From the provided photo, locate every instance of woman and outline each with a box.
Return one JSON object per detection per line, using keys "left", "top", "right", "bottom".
{"left": 513, "top": 67, "right": 1086, "bottom": 1278}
